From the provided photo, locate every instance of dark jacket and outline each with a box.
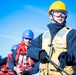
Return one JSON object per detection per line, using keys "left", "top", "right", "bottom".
{"left": 28, "top": 23, "right": 76, "bottom": 66}
{"left": 0, "top": 57, "right": 7, "bottom": 66}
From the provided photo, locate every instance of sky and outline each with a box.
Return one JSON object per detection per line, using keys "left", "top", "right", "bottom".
{"left": 0, "top": 0, "right": 76, "bottom": 58}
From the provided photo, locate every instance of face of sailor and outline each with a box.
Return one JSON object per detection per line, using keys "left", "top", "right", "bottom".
{"left": 23, "top": 38, "right": 32, "bottom": 47}
{"left": 50, "top": 11, "right": 67, "bottom": 24}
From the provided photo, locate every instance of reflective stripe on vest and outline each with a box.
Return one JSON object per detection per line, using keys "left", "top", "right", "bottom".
{"left": 40, "top": 26, "right": 76, "bottom": 75}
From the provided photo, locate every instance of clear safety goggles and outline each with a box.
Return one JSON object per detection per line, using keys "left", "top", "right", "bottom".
{"left": 52, "top": 10, "right": 67, "bottom": 18}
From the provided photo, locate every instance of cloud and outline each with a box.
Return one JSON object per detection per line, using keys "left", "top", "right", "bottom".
{"left": 8, "top": 1, "right": 47, "bottom": 16}
{"left": 24, "top": 5, "right": 47, "bottom": 16}
{"left": 0, "top": 34, "right": 21, "bottom": 42}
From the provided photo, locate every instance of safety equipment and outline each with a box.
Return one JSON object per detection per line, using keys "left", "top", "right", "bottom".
{"left": 5, "top": 54, "right": 12, "bottom": 68}
{"left": 15, "top": 42, "right": 28, "bottom": 62}
{"left": 40, "top": 26, "right": 75, "bottom": 75}
{"left": 39, "top": 50, "right": 49, "bottom": 63}
{"left": 0, "top": 54, "right": 14, "bottom": 75}
{"left": 14, "top": 42, "right": 34, "bottom": 71}
{"left": 58, "top": 52, "right": 68, "bottom": 71}
{"left": 53, "top": 11, "right": 67, "bottom": 18}
{"left": 22, "top": 29, "right": 34, "bottom": 40}
{"left": 45, "top": 56, "right": 69, "bottom": 75}
{"left": 11, "top": 44, "right": 18, "bottom": 51}
{"left": 48, "top": 1, "right": 67, "bottom": 13}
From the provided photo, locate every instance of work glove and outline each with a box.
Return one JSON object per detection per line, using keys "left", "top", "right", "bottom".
{"left": 39, "top": 50, "right": 49, "bottom": 63}
{"left": 22, "top": 70, "right": 29, "bottom": 75}
{"left": 57, "top": 52, "right": 68, "bottom": 71}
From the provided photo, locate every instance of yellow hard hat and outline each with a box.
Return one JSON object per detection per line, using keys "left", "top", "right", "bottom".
{"left": 48, "top": 1, "right": 67, "bottom": 13}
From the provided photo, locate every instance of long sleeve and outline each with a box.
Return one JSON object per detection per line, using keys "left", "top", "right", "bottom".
{"left": 66, "top": 29, "right": 76, "bottom": 65}
{"left": 0, "top": 57, "right": 7, "bottom": 66}
{"left": 29, "top": 61, "right": 40, "bottom": 74}
{"left": 28, "top": 34, "right": 43, "bottom": 60}
{"left": 8, "top": 50, "right": 16, "bottom": 70}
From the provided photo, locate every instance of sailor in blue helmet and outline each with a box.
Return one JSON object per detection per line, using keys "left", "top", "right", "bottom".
{"left": 0, "top": 44, "right": 18, "bottom": 67}
{"left": 8, "top": 29, "right": 39, "bottom": 75}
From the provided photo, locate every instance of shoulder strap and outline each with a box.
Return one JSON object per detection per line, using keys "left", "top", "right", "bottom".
{"left": 52, "top": 26, "right": 72, "bottom": 50}
{"left": 15, "top": 46, "right": 21, "bottom": 63}
{"left": 42, "top": 30, "right": 52, "bottom": 55}
{"left": 5, "top": 54, "right": 12, "bottom": 68}
{"left": 55, "top": 26, "right": 72, "bottom": 38}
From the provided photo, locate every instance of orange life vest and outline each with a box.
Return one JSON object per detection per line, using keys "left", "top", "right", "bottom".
{"left": 0, "top": 54, "right": 14, "bottom": 75}
{"left": 15, "top": 42, "right": 34, "bottom": 71}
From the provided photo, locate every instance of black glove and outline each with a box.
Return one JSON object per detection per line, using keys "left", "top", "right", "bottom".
{"left": 22, "top": 70, "right": 29, "bottom": 75}
{"left": 57, "top": 52, "right": 68, "bottom": 71}
{"left": 39, "top": 50, "right": 49, "bottom": 63}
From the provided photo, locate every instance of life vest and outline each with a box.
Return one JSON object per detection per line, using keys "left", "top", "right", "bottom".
{"left": 40, "top": 26, "right": 76, "bottom": 75}
{"left": 15, "top": 42, "right": 34, "bottom": 71}
{"left": 0, "top": 54, "right": 14, "bottom": 75}
{"left": 0, "top": 71, "right": 3, "bottom": 75}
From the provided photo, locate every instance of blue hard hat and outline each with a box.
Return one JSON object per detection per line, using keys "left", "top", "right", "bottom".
{"left": 11, "top": 44, "right": 18, "bottom": 51}
{"left": 22, "top": 29, "right": 34, "bottom": 40}
{"left": 0, "top": 55, "right": 2, "bottom": 60}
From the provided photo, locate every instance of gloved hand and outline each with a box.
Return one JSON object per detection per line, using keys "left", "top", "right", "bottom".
{"left": 22, "top": 70, "right": 29, "bottom": 75}
{"left": 39, "top": 50, "right": 49, "bottom": 63}
{"left": 57, "top": 52, "right": 68, "bottom": 71}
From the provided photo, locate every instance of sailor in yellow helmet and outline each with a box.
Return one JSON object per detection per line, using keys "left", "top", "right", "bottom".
{"left": 28, "top": 0, "right": 76, "bottom": 75}
{"left": 48, "top": 0, "right": 68, "bottom": 24}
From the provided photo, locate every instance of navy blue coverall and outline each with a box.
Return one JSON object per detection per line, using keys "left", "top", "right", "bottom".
{"left": 28, "top": 23, "right": 76, "bottom": 66}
